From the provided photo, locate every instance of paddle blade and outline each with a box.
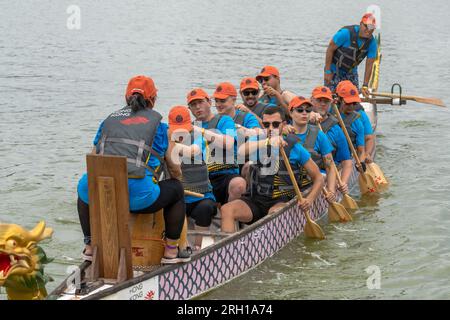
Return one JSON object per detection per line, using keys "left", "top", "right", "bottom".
{"left": 330, "top": 202, "right": 353, "bottom": 222}
{"left": 359, "top": 172, "right": 378, "bottom": 195}
{"left": 413, "top": 96, "right": 446, "bottom": 107}
{"left": 367, "top": 163, "right": 389, "bottom": 186}
{"left": 340, "top": 194, "right": 359, "bottom": 211}
{"left": 327, "top": 201, "right": 342, "bottom": 222}
{"left": 304, "top": 219, "right": 326, "bottom": 240}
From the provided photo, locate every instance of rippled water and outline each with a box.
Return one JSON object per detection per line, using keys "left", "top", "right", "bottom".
{"left": 1, "top": 0, "right": 449, "bottom": 299}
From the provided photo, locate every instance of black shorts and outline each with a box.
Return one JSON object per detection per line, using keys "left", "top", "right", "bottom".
{"left": 209, "top": 173, "right": 241, "bottom": 205}
{"left": 239, "top": 195, "right": 289, "bottom": 224}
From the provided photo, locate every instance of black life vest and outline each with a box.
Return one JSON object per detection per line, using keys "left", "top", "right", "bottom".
{"left": 204, "top": 114, "right": 239, "bottom": 174}
{"left": 320, "top": 114, "right": 339, "bottom": 159}
{"left": 180, "top": 133, "right": 212, "bottom": 194}
{"left": 332, "top": 25, "right": 373, "bottom": 74}
{"left": 96, "top": 106, "right": 163, "bottom": 179}
{"left": 249, "top": 134, "right": 312, "bottom": 199}
{"left": 233, "top": 110, "right": 248, "bottom": 126}
{"left": 342, "top": 111, "right": 361, "bottom": 148}
{"left": 249, "top": 102, "right": 269, "bottom": 119}
{"left": 301, "top": 125, "right": 325, "bottom": 170}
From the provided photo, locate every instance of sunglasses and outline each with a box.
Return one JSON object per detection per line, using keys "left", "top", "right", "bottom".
{"left": 242, "top": 90, "right": 259, "bottom": 97}
{"left": 293, "top": 106, "right": 313, "bottom": 113}
{"left": 362, "top": 23, "right": 375, "bottom": 31}
{"left": 262, "top": 121, "right": 282, "bottom": 129}
{"left": 258, "top": 76, "right": 271, "bottom": 83}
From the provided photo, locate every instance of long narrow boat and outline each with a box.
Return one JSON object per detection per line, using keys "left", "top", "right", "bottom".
{"left": 49, "top": 36, "right": 381, "bottom": 301}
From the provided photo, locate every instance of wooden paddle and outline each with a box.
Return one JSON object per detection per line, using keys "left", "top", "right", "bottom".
{"left": 331, "top": 104, "right": 378, "bottom": 195}
{"left": 317, "top": 123, "right": 358, "bottom": 212}
{"left": 184, "top": 190, "right": 205, "bottom": 198}
{"left": 322, "top": 187, "right": 352, "bottom": 222}
{"left": 279, "top": 145, "right": 325, "bottom": 240}
{"left": 366, "top": 162, "right": 388, "bottom": 187}
{"left": 370, "top": 92, "right": 446, "bottom": 108}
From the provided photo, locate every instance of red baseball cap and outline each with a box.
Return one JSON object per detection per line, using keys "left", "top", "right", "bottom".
{"left": 125, "top": 75, "right": 157, "bottom": 100}
{"left": 361, "top": 13, "right": 376, "bottom": 29}
{"left": 312, "top": 86, "right": 333, "bottom": 100}
{"left": 336, "top": 81, "right": 361, "bottom": 104}
{"left": 289, "top": 96, "right": 313, "bottom": 111}
{"left": 240, "top": 77, "right": 259, "bottom": 91}
{"left": 187, "top": 88, "right": 209, "bottom": 104}
{"left": 168, "top": 105, "right": 193, "bottom": 134}
{"left": 213, "top": 82, "right": 237, "bottom": 99}
{"left": 256, "top": 66, "right": 280, "bottom": 81}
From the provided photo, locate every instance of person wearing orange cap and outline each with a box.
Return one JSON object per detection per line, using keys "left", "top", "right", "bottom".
{"left": 221, "top": 106, "right": 323, "bottom": 233}
{"left": 287, "top": 96, "right": 337, "bottom": 201}
{"left": 237, "top": 77, "right": 274, "bottom": 122}
{"left": 256, "top": 66, "right": 289, "bottom": 114}
{"left": 76, "top": 75, "right": 191, "bottom": 264}
{"left": 310, "top": 86, "right": 353, "bottom": 194}
{"left": 335, "top": 81, "right": 367, "bottom": 168}
{"left": 336, "top": 81, "right": 375, "bottom": 164}
{"left": 186, "top": 88, "right": 246, "bottom": 205}
{"left": 324, "top": 13, "right": 378, "bottom": 95}
{"left": 168, "top": 106, "right": 218, "bottom": 250}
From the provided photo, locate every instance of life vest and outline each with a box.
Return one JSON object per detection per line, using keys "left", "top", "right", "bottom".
{"left": 180, "top": 133, "right": 212, "bottom": 194}
{"left": 332, "top": 25, "right": 373, "bottom": 74}
{"left": 300, "top": 125, "right": 325, "bottom": 170}
{"left": 204, "top": 114, "right": 239, "bottom": 174}
{"left": 249, "top": 102, "right": 269, "bottom": 119}
{"left": 249, "top": 134, "right": 312, "bottom": 199}
{"left": 320, "top": 114, "right": 339, "bottom": 159}
{"left": 96, "top": 106, "right": 163, "bottom": 179}
{"left": 233, "top": 110, "right": 248, "bottom": 127}
{"left": 342, "top": 111, "right": 361, "bottom": 148}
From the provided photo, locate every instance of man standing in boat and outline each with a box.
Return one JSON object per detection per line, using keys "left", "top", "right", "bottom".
{"left": 187, "top": 88, "right": 246, "bottom": 205}
{"left": 324, "top": 13, "right": 377, "bottom": 96}
{"left": 220, "top": 106, "right": 324, "bottom": 233}
{"left": 310, "top": 86, "right": 353, "bottom": 194}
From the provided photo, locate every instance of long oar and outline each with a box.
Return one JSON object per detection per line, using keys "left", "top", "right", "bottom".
{"left": 331, "top": 104, "right": 378, "bottom": 195}
{"left": 370, "top": 92, "right": 446, "bottom": 108}
{"left": 279, "top": 145, "right": 325, "bottom": 240}
{"left": 322, "top": 187, "right": 352, "bottom": 222}
{"left": 317, "top": 123, "right": 358, "bottom": 212}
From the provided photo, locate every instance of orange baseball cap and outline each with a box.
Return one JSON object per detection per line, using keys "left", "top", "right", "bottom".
{"left": 125, "top": 75, "right": 157, "bottom": 100}
{"left": 213, "top": 82, "right": 237, "bottom": 99}
{"left": 312, "top": 86, "right": 333, "bottom": 100}
{"left": 187, "top": 88, "right": 209, "bottom": 104}
{"left": 168, "top": 105, "right": 193, "bottom": 134}
{"left": 289, "top": 96, "right": 313, "bottom": 111}
{"left": 240, "top": 77, "right": 259, "bottom": 91}
{"left": 361, "top": 13, "right": 376, "bottom": 29}
{"left": 256, "top": 66, "right": 280, "bottom": 81}
{"left": 336, "top": 81, "right": 361, "bottom": 104}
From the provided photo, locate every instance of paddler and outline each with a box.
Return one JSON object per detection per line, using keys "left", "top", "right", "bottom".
{"left": 220, "top": 106, "right": 324, "bottom": 233}
{"left": 168, "top": 106, "right": 218, "bottom": 250}
{"left": 334, "top": 80, "right": 368, "bottom": 169}
{"left": 187, "top": 88, "right": 246, "bottom": 205}
{"left": 324, "top": 13, "right": 378, "bottom": 96}
{"left": 236, "top": 77, "right": 275, "bottom": 123}
{"left": 256, "top": 66, "right": 289, "bottom": 114}
{"left": 284, "top": 96, "right": 338, "bottom": 201}
{"left": 310, "top": 86, "right": 353, "bottom": 194}
{"left": 76, "top": 75, "right": 191, "bottom": 264}
{"left": 336, "top": 80, "right": 375, "bottom": 164}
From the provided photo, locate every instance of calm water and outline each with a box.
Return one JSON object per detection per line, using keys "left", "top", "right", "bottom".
{"left": 1, "top": 0, "right": 449, "bottom": 299}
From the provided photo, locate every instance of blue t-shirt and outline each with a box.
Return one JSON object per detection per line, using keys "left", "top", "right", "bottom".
{"left": 295, "top": 126, "right": 334, "bottom": 157}
{"left": 78, "top": 121, "right": 168, "bottom": 211}
{"left": 202, "top": 115, "right": 239, "bottom": 176}
{"left": 326, "top": 123, "right": 351, "bottom": 164}
{"left": 235, "top": 109, "right": 261, "bottom": 129}
{"left": 184, "top": 134, "right": 216, "bottom": 204}
{"left": 358, "top": 109, "right": 373, "bottom": 136}
{"left": 340, "top": 113, "right": 365, "bottom": 147}
{"left": 331, "top": 25, "right": 378, "bottom": 75}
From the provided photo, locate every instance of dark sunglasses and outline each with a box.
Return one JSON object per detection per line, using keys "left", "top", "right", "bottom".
{"left": 293, "top": 106, "right": 313, "bottom": 113}
{"left": 242, "top": 90, "right": 259, "bottom": 97}
{"left": 262, "top": 121, "right": 282, "bottom": 129}
{"left": 258, "top": 76, "right": 270, "bottom": 83}
{"left": 362, "top": 23, "right": 375, "bottom": 31}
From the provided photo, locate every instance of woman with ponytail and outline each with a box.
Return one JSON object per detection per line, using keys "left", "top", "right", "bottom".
{"left": 76, "top": 75, "right": 191, "bottom": 264}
